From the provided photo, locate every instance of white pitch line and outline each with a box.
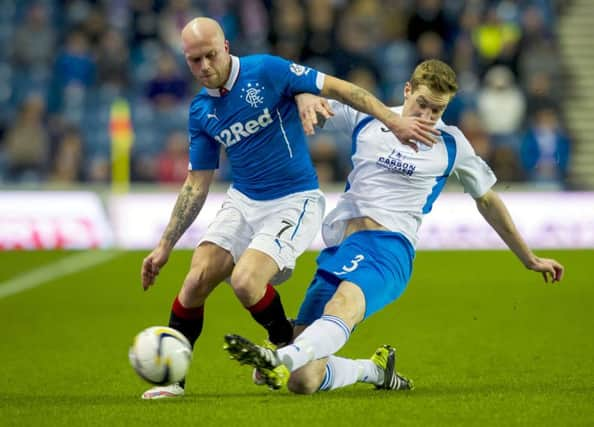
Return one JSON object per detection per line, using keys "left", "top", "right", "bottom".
{"left": 0, "top": 251, "right": 121, "bottom": 299}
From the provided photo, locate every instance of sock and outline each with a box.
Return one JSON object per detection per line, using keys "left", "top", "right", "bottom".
{"left": 277, "top": 315, "right": 351, "bottom": 371}
{"left": 318, "top": 356, "right": 383, "bottom": 391}
{"left": 247, "top": 284, "right": 293, "bottom": 346}
{"left": 168, "top": 296, "right": 204, "bottom": 388}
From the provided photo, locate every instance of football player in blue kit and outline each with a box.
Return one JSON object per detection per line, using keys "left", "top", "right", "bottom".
{"left": 139, "top": 17, "right": 438, "bottom": 399}
{"left": 224, "top": 59, "right": 565, "bottom": 394}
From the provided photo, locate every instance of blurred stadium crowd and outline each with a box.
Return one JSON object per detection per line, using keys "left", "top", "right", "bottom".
{"left": 0, "top": 0, "right": 572, "bottom": 187}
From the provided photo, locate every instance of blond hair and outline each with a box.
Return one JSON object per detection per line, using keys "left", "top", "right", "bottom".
{"left": 410, "top": 59, "right": 458, "bottom": 96}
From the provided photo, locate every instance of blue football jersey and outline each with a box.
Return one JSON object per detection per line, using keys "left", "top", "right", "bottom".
{"left": 188, "top": 54, "right": 325, "bottom": 200}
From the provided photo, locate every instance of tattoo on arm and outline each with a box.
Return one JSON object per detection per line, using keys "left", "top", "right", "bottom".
{"left": 162, "top": 182, "right": 207, "bottom": 248}
{"left": 329, "top": 84, "right": 371, "bottom": 110}
{"left": 330, "top": 83, "right": 394, "bottom": 122}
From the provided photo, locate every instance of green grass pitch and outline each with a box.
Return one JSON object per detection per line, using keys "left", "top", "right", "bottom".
{"left": 0, "top": 249, "right": 593, "bottom": 426}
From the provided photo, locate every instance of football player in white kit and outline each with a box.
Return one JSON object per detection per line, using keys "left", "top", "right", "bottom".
{"left": 224, "top": 59, "right": 565, "bottom": 393}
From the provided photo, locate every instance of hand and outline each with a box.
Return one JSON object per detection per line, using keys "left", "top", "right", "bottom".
{"left": 141, "top": 246, "right": 170, "bottom": 290}
{"left": 384, "top": 114, "right": 441, "bottom": 150}
{"left": 526, "top": 257, "right": 565, "bottom": 283}
{"left": 295, "top": 93, "right": 335, "bottom": 135}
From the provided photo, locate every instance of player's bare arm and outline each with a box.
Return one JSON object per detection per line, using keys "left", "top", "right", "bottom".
{"left": 295, "top": 93, "right": 334, "bottom": 135}
{"left": 141, "top": 170, "right": 214, "bottom": 290}
{"left": 320, "top": 75, "right": 440, "bottom": 147}
{"left": 475, "top": 190, "right": 565, "bottom": 283}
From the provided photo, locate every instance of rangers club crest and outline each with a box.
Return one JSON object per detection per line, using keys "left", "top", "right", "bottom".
{"left": 240, "top": 82, "right": 265, "bottom": 108}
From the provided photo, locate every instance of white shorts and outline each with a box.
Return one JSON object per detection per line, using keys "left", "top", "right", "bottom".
{"left": 200, "top": 187, "right": 325, "bottom": 284}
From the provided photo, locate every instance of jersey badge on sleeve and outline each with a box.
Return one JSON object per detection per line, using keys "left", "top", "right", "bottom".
{"left": 290, "top": 63, "right": 311, "bottom": 76}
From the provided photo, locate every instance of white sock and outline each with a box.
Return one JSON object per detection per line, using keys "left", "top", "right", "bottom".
{"left": 277, "top": 315, "right": 351, "bottom": 371}
{"left": 318, "top": 356, "right": 384, "bottom": 391}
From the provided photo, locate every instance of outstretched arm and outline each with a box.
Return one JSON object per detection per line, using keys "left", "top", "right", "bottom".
{"left": 320, "top": 75, "right": 440, "bottom": 148}
{"left": 475, "top": 190, "right": 564, "bottom": 283}
{"left": 141, "top": 169, "right": 214, "bottom": 290}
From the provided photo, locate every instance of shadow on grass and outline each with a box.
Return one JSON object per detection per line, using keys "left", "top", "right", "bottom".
{"left": 3, "top": 381, "right": 592, "bottom": 408}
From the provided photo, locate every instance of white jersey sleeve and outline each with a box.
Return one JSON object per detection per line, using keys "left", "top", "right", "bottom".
{"left": 446, "top": 126, "right": 497, "bottom": 198}
{"left": 322, "top": 100, "right": 369, "bottom": 137}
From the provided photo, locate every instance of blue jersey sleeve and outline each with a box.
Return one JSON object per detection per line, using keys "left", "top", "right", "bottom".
{"left": 188, "top": 107, "right": 220, "bottom": 170}
{"left": 263, "top": 55, "right": 324, "bottom": 98}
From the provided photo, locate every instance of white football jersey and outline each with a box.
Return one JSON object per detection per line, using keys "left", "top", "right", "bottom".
{"left": 322, "top": 101, "right": 497, "bottom": 248}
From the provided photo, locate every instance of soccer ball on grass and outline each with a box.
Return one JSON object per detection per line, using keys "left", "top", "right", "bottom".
{"left": 129, "top": 326, "right": 192, "bottom": 385}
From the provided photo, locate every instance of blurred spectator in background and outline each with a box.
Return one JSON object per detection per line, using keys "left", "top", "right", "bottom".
{"left": 520, "top": 107, "right": 570, "bottom": 186}
{"left": 158, "top": 0, "right": 203, "bottom": 55}
{"left": 477, "top": 65, "right": 526, "bottom": 148}
{"left": 524, "top": 72, "right": 556, "bottom": 118}
{"left": 130, "top": 0, "right": 162, "bottom": 48}
{"left": 3, "top": 94, "right": 49, "bottom": 182}
{"left": 407, "top": 0, "right": 452, "bottom": 47}
{"left": 156, "top": 131, "right": 189, "bottom": 184}
{"left": 415, "top": 31, "right": 446, "bottom": 63}
{"left": 308, "top": 134, "right": 342, "bottom": 183}
{"left": 458, "top": 110, "right": 492, "bottom": 162}
{"left": 50, "top": 126, "right": 84, "bottom": 183}
{"left": 0, "top": 0, "right": 572, "bottom": 187}
{"left": 96, "top": 28, "right": 130, "bottom": 91}
{"left": 145, "top": 51, "right": 189, "bottom": 110}
{"left": 269, "top": 0, "right": 307, "bottom": 61}
{"left": 48, "top": 30, "right": 95, "bottom": 118}
{"left": 332, "top": 0, "right": 382, "bottom": 80}
{"left": 345, "top": 65, "right": 380, "bottom": 96}
{"left": 235, "top": 0, "right": 269, "bottom": 53}
{"left": 472, "top": 4, "right": 521, "bottom": 76}
{"left": 11, "top": 3, "right": 55, "bottom": 74}
{"left": 302, "top": 0, "right": 335, "bottom": 71}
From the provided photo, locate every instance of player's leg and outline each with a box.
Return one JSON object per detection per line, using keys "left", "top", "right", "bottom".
{"left": 275, "top": 280, "right": 364, "bottom": 371}
{"left": 286, "top": 324, "right": 411, "bottom": 393}
{"left": 248, "top": 315, "right": 395, "bottom": 394}
{"left": 142, "top": 243, "right": 234, "bottom": 399}
{"left": 279, "top": 232, "right": 413, "bottom": 374}
{"left": 171, "top": 242, "right": 234, "bottom": 348}
{"left": 225, "top": 231, "right": 415, "bottom": 390}
{"left": 289, "top": 350, "right": 413, "bottom": 394}
{"left": 231, "top": 248, "right": 294, "bottom": 346}
{"left": 284, "top": 324, "right": 327, "bottom": 394}
{"left": 233, "top": 188, "right": 325, "bottom": 346}
{"left": 224, "top": 267, "right": 349, "bottom": 389}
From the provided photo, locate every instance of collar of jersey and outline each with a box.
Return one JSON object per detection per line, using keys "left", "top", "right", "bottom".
{"left": 206, "top": 55, "right": 240, "bottom": 97}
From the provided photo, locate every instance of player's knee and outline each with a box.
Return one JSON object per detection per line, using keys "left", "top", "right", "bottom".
{"left": 229, "top": 266, "right": 259, "bottom": 300}
{"left": 182, "top": 265, "right": 217, "bottom": 302}
{"left": 323, "top": 293, "right": 355, "bottom": 321}
{"left": 323, "top": 301, "right": 361, "bottom": 328}
{"left": 323, "top": 287, "right": 365, "bottom": 327}
{"left": 287, "top": 373, "right": 321, "bottom": 395}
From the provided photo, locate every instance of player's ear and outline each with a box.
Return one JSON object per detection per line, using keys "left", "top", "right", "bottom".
{"left": 224, "top": 40, "right": 230, "bottom": 52}
{"left": 403, "top": 82, "right": 412, "bottom": 100}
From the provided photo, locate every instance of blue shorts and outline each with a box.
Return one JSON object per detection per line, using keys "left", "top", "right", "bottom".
{"left": 295, "top": 230, "right": 414, "bottom": 325}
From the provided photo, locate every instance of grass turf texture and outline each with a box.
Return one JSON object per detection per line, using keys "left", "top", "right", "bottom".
{"left": 0, "top": 249, "right": 592, "bottom": 427}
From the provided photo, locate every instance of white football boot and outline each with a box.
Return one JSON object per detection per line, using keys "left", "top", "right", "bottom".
{"left": 141, "top": 383, "right": 185, "bottom": 399}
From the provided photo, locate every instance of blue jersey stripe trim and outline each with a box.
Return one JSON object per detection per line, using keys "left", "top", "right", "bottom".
{"left": 345, "top": 116, "right": 375, "bottom": 192}
{"left": 290, "top": 198, "right": 309, "bottom": 240}
{"left": 422, "top": 131, "right": 457, "bottom": 214}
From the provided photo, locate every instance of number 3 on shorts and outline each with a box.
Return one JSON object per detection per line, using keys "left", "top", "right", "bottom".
{"left": 333, "top": 254, "right": 365, "bottom": 276}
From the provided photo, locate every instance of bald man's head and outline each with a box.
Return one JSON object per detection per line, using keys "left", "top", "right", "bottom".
{"left": 181, "top": 17, "right": 224, "bottom": 48}
{"left": 181, "top": 17, "right": 231, "bottom": 89}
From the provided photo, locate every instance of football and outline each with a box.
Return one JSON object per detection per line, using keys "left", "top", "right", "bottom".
{"left": 129, "top": 326, "right": 192, "bottom": 385}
